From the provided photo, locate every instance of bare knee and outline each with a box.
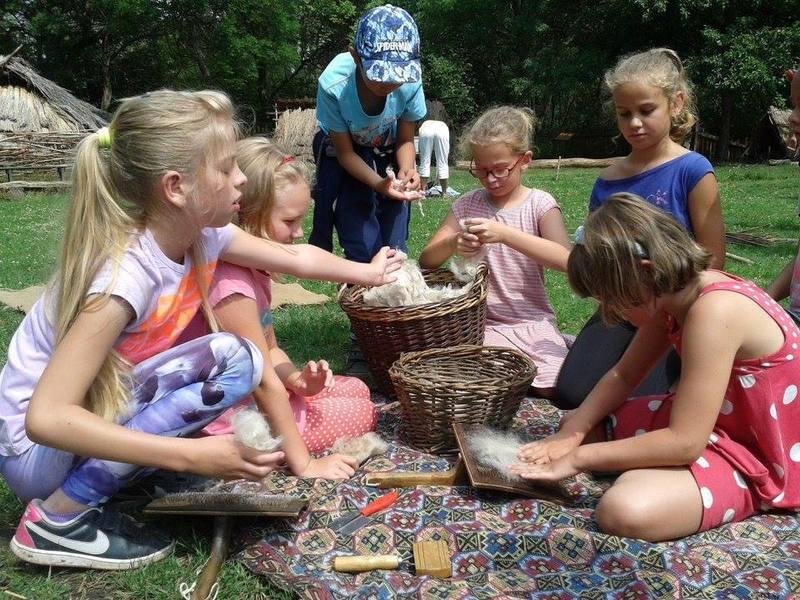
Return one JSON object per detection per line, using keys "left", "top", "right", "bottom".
{"left": 595, "top": 487, "right": 659, "bottom": 541}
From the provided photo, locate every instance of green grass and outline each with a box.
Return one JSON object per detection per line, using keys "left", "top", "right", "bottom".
{"left": 0, "top": 164, "right": 798, "bottom": 597}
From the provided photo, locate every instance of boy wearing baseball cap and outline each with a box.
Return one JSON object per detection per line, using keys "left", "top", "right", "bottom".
{"left": 310, "top": 4, "right": 426, "bottom": 268}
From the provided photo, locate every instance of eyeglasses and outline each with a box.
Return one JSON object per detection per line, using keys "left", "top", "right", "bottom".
{"left": 468, "top": 154, "right": 525, "bottom": 179}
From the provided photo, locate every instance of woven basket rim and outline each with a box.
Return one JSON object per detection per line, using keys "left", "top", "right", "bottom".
{"left": 389, "top": 345, "right": 536, "bottom": 388}
{"left": 338, "top": 264, "right": 488, "bottom": 322}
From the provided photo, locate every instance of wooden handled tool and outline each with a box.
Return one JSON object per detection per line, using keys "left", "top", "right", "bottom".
{"left": 333, "top": 554, "right": 401, "bottom": 572}
{"left": 144, "top": 491, "right": 306, "bottom": 599}
{"left": 365, "top": 459, "right": 468, "bottom": 489}
{"left": 333, "top": 541, "right": 451, "bottom": 578}
{"left": 193, "top": 516, "right": 232, "bottom": 600}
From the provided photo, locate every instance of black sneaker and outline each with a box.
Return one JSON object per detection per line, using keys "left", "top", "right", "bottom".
{"left": 10, "top": 499, "right": 175, "bottom": 570}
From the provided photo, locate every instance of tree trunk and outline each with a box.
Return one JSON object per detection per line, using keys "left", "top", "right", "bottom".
{"left": 101, "top": 33, "right": 112, "bottom": 111}
{"left": 716, "top": 89, "right": 734, "bottom": 162}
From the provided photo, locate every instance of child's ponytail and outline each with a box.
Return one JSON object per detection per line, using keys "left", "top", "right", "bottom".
{"left": 55, "top": 129, "right": 138, "bottom": 420}
{"left": 458, "top": 106, "right": 537, "bottom": 159}
{"left": 52, "top": 90, "right": 238, "bottom": 421}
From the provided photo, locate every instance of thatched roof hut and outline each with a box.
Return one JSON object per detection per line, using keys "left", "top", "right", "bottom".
{"left": 272, "top": 108, "right": 317, "bottom": 162}
{"left": 746, "top": 106, "right": 796, "bottom": 162}
{"left": 0, "top": 49, "right": 107, "bottom": 133}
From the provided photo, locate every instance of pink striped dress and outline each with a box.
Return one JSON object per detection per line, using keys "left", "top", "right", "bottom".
{"left": 451, "top": 188, "right": 569, "bottom": 387}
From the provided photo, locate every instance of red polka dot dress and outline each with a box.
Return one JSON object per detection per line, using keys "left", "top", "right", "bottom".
{"left": 611, "top": 276, "right": 800, "bottom": 531}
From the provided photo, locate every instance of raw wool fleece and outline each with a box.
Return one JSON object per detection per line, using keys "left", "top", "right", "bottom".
{"left": 449, "top": 218, "right": 487, "bottom": 283}
{"left": 331, "top": 431, "right": 389, "bottom": 465}
{"left": 465, "top": 425, "right": 526, "bottom": 482}
{"left": 362, "top": 251, "right": 474, "bottom": 307}
{"left": 233, "top": 408, "right": 282, "bottom": 451}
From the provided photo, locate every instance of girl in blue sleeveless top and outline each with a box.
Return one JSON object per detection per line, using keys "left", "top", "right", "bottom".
{"left": 554, "top": 48, "right": 726, "bottom": 409}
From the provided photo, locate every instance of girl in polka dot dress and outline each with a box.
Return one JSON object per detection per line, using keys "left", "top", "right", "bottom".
{"left": 180, "top": 138, "right": 376, "bottom": 480}
{"left": 511, "top": 193, "right": 800, "bottom": 542}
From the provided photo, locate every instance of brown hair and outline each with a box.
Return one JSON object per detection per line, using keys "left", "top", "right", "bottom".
{"left": 458, "top": 105, "right": 536, "bottom": 158}
{"left": 604, "top": 48, "right": 697, "bottom": 144}
{"left": 568, "top": 192, "right": 711, "bottom": 324}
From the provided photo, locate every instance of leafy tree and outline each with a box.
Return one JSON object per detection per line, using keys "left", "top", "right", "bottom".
{"left": 20, "top": 0, "right": 164, "bottom": 110}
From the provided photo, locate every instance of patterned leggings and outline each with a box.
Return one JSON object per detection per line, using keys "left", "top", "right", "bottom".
{"left": 0, "top": 332, "right": 261, "bottom": 506}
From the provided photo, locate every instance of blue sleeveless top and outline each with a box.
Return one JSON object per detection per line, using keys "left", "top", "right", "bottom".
{"left": 588, "top": 152, "right": 714, "bottom": 233}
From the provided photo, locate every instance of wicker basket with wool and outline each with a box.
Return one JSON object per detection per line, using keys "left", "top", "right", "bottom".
{"left": 389, "top": 345, "right": 536, "bottom": 454}
{"left": 338, "top": 264, "right": 489, "bottom": 400}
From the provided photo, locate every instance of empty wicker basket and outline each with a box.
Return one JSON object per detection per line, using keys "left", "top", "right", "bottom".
{"left": 339, "top": 264, "right": 489, "bottom": 400}
{"left": 389, "top": 345, "right": 536, "bottom": 454}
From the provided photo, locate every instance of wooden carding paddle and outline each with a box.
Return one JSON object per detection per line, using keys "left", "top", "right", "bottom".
{"left": 452, "top": 422, "right": 574, "bottom": 504}
{"left": 364, "top": 461, "right": 469, "bottom": 488}
{"left": 145, "top": 492, "right": 306, "bottom": 599}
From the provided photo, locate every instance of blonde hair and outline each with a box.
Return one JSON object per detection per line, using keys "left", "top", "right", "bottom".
{"left": 568, "top": 192, "right": 711, "bottom": 325}
{"left": 459, "top": 105, "right": 536, "bottom": 158}
{"left": 58, "top": 89, "right": 237, "bottom": 420}
{"left": 604, "top": 48, "right": 697, "bottom": 144}
{"left": 234, "top": 137, "right": 310, "bottom": 239}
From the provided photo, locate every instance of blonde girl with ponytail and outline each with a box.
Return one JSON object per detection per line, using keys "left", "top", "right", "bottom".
{"left": 420, "top": 106, "right": 572, "bottom": 398}
{"left": 0, "top": 90, "right": 400, "bottom": 571}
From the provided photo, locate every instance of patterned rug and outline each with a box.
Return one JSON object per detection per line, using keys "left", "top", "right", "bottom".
{"left": 233, "top": 397, "right": 800, "bottom": 599}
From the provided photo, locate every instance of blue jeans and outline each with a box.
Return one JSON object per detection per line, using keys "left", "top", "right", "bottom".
{"left": 310, "top": 130, "right": 410, "bottom": 263}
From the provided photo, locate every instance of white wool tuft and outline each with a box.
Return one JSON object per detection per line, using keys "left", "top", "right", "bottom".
{"left": 449, "top": 219, "right": 488, "bottom": 283}
{"left": 465, "top": 425, "right": 525, "bottom": 482}
{"left": 233, "top": 409, "right": 282, "bottom": 451}
{"left": 362, "top": 251, "right": 473, "bottom": 307}
{"left": 331, "top": 432, "right": 389, "bottom": 464}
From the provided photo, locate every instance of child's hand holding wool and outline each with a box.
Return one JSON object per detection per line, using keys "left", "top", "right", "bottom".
{"left": 454, "top": 218, "right": 483, "bottom": 257}
{"left": 384, "top": 166, "right": 425, "bottom": 201}
{"left": 463, "top": 217, "right": 507, "bottom": 245}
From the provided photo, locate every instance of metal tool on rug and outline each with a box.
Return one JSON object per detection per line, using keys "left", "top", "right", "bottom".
{"left": 328, "top": 490, "right": 399, "bottom": 536}
{"left": 145, "top": 488, "right": 306, "bottom": 600}
{"left": 333, "top": 540, "right": 451, "bottom": 577}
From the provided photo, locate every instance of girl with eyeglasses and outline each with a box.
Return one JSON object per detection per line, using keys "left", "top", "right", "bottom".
{"left": 420, "top": 106, "right": 572, "bottom": 398}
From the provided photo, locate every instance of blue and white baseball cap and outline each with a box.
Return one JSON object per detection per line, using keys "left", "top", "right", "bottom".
{"left": 354, "top": 4, "right": 421, "bottom": 84}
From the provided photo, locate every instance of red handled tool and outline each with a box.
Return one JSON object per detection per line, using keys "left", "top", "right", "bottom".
{"left": 328, "top": 491, "right": 399, "bottom": 535}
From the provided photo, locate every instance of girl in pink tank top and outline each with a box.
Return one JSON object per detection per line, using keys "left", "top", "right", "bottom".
{"left": 512, "top": 193, "right": 800, "bottom": 542}
{"left": 185, "top": 138, "right": 377, "bottom": 480}
{"left": 420, "top": 106, "right": 572, "bottom": 397}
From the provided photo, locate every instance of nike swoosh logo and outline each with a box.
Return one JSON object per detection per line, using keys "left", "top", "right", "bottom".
{"left": 26, "top": 521, "right": 111, "bottom": 555}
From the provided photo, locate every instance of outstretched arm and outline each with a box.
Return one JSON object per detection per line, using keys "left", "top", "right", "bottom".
{"left": 25, "top": 296, "right": 282, "bottom": 481}
{"left": 516, "top": 295, "right": 742, "bottom": 481}
{"left": 517, "top": 311, "right": 672, "bottom": 467}
{"left": 222, "top": 226, "right": 401, "bottom": 286}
